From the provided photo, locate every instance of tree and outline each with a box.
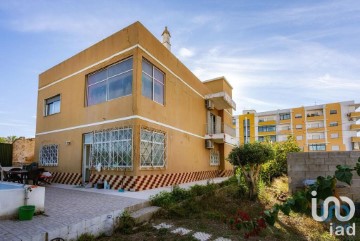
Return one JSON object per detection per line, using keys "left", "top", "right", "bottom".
{"left": 261, "top": 136, "right": 301, "bottom": 184}
{"left": 228, "top": 142, "right": 274, "bottom": 200}
{"left": 0, "top": 136, "right": 18, "bottom": 144}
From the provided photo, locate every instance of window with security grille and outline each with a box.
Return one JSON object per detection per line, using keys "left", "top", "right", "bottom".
{"left": 40, "top": 144, "right": 58, "bottom": 166}
{"left": 140, "top": 129, "right": 166, "bottom": 167}
{"left": 210, "top": 150, "right": 220, "bottom": 166}
{"left": 91, "top": 128, "right": 133, "bottom": 169}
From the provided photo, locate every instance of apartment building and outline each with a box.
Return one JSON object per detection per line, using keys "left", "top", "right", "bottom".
{"left": 234, "top": 101, "right": 360, "bottom": 151}
{"left": 35, "top": 22, "right": 236, "bottom": 191}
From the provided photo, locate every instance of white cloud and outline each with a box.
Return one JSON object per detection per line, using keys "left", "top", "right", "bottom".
{"left": 179, "top": 47, "right": 195, "bottom": 58}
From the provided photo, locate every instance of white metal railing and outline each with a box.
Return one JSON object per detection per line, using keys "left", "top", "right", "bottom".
{"left": 205, "top": 123, "right": 236, "bottom": 137}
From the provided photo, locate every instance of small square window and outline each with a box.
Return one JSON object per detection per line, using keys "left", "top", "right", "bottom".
{"left": 45, "top": 95, "right": 61, "bottom": 116}
{"left": 295, "top": 114, "right": 302, "bottom": 118}
{"left": 296, "top": 136, "right": 303, "bottom": 141}
{"left": 330, "top": 110, "right": 337, "bottom": 115}
{"left": 296, "top": 124, "right": 302, "bottom": 129}
{"left": 330, "top": 122, "right": 338, "bottom": 127}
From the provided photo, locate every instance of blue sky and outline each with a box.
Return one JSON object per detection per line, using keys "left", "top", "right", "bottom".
{"left": 0, "top": 0, "right": 359, "bottom": 137}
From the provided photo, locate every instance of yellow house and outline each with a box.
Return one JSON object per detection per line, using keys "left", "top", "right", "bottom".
{"left": 234, "top": 101, "right": 360, "bottom": 151}
{"left": 35, "top": 22, "right": 237, "bottom": 191}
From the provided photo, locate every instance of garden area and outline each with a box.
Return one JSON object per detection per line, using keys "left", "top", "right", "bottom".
{"left": 79, "top": 137, "right": 360, "bottom": 241}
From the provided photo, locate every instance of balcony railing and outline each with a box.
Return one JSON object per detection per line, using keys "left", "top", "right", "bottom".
{"left": 348, "top": 112, "right": 360, "bottom": 120}
{"left": 205, "top": 122, "right": 237, "bottom": 145}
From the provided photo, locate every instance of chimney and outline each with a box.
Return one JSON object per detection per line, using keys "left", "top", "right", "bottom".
{"left": 162, "top": 26, "right": 171, "bottom": 51}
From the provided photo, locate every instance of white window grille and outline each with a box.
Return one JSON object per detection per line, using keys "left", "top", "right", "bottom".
{"left": 210, "top": 150, "right": 220, "bottom": 166}
{"left": 40, "top": 144, "right": 58, "bottom": 166}
{"left": 140, "top": 129, "right": 166, "bottom": 167}
{"left": 91, "top": 128, "right": 133, "bottom": 169}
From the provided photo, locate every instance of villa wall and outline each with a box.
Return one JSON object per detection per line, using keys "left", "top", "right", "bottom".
{"left": 288, "top": 151, "right": 360, "bottom": 201}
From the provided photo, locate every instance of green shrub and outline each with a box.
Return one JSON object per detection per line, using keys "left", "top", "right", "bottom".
{"left": 150, "top": 191, "right": 175, "bottom": 208}
{"left": 116, "top": 211, "right": 136, "bottom": 234}
{"left": 77, "top": 233, "right": 95, "bottom": 241}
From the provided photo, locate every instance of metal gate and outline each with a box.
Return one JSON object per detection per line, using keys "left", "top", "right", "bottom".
{"left": 0, "top": 143, "right": 12, "bottom": 166}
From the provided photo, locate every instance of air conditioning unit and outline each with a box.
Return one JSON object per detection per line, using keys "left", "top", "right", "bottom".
{"left": 205, "top": 139, "right": 214, "bottom": 149}
{"left": 205, "top": 99, "right": 214, "bottom": 110}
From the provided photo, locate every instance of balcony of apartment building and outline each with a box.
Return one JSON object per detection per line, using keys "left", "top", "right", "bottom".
{"left": 307, "top": 133, "right": 326, "bottom": 144}
{"left": 205, "top": 92, "right": 236, "bottom": 110}
{"left": 306, "top": 122, "right": 325, "bottom": 133}
{"left": 258, "top": 125, "right": 276, "bottom": 136}
{"left": 258, "top": 116, "right": 276, "bottom": 126}
{"left": 350, "top": 124, "right": 360, "bottom": 131}
{"left": 351, "top": 136, "right": 360, "bottom": 150}
{"left": 205, "top": 119, "right": 237, "bottom": 145}
{"left": 277, "top": 124, "right": 291, "bottom": 135}
{"left": 306, "top": 110, "right": 324, "bottom": 121}
{"left": 279, "top": 113, "right": 291, "bottom": 124}
{"left": 348, "top": 112, "right": 360, "bottom": 121}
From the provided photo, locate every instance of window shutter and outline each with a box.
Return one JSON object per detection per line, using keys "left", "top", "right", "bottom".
{"left": 215, "top": 116, "right": 222, "bottom": 134}
{"left": 207, "top": 111, "right": 211, "bottom": 134}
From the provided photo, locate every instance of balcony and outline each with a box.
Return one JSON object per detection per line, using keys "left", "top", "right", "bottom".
{"left": 306, "top": 113, "right": 324, "bottom": 121}
{"left": 351, "top": 137, "right": 360, "bottom": 142}
{"left": 348, "top": 112, "right": 360, "bottom": 121}
{"left": 205, "top": 91, "right": 236, "bottom": 110}
{"left": 350, "top": 124, "right": 360, "bottom": 131}
{"left": 258, "top": 120, "right": 276, "bottom": 126}
{"left": 205, "top": 123, "right": 237, "bottom": 145}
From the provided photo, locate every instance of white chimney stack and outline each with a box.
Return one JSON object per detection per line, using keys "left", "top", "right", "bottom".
{"left": 162, "top": 26, "right": 171, "bottom": 51}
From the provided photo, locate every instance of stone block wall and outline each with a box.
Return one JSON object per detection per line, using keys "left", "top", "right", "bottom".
{"left": 12, "top": 137, "right": 35, "bottom": 166}
{"left": 287, "top": 151, "right": 360, "bottom": 201}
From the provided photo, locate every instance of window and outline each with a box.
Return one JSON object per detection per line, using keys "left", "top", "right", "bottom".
{"left": 45, "top": 95, "right": 60, "bottom": 116}
{"left": 330, "top": 110, "right": 337, "bottom": 115}
{"left": 331, "top": 133, "right": 339, "bottom": 139}
{"left": 295, "top": 114, "right": 302, "bottom": 118}
{"left": 309, "top": 144, "right": 326, "bottom": 151}
{"left": 140, "top": 129, "right": 166, "bottom": 167}
{"left": 332, "top": 145, "right": 340, "bottom": 151}
{"left": 40, "top": 144, "right": 58, "bottom": 166}
{"left": 210, "top": 150, "right": 220, "bottom": 166}
{"left": 258, "top": 125, "right": 276, "bottom": 132}
{"left": 295, "top": 124, "right": 302, "bottom": 129}
{"left": 279, "top": 113, "right": 290, "bottom": 120}
{"left": 296, "top": 136, "right": 303, "bottom": 141}
{"left": 87, "top": 57, "right": 133, "bottom": 106}
{"left": 142, "top": 58, "right": 165, "bottom": 104}
{"left": 91, "top": 128, "right": 133, "bottom": 168}
{"left": 329, "top": 122, "right": 338, "bottom": 127}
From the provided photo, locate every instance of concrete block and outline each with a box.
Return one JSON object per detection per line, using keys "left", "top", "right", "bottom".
{"left": 131, "top": 206, "right": 161, "bottom": 224}
{"left": 67, "top": 231, "right": 78, "bottom": 241}
{"left": 351, "top": 179, "right": 360, "bottom": 187}
{"left": 288, "top": 164, "right": 307, "bottom": 171}
{"left": 350, "top": 152, "right": 360, "bottom": 158}
{"left": 309, "top": 152, "right": 329, "bottom": 159}
{"left": 306, "top": 171, "right": 327, "bottom": 179}
{"left": 351, "top": 193, "right": 360, "bottom": 202}
{"left": 328, "top": 152, "right": 350, "bottom": 158}
{"left": 85, "top": 216, "right": 101, "bottom": 228}
{"left": 326, "top": 158, "right": 346, "bottom": 165}
{"left": 345, "top": 157, "right": 359, "bottom": 166}
{"left": 328, "top": 165, "right": 339, "bottom": 171}
{"left": 288, "top": 152, "right": 307, "bottom": 160}
{"left": 47, "top": 229, "right": 61, "bottom": 241}
{"left": 289, "top": 157, "right": 306, "bottom": 165}
{"left": 307, "top": 164, "right": 328, "bottom": 171}
{"left": 306, "top": 158, "right": 324, "bottom": 165}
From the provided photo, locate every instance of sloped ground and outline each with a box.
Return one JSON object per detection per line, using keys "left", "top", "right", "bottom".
{"left": 96, "top": 176, "right": 360, "bottom": 241}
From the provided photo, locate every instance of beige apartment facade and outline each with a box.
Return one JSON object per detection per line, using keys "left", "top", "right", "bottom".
{"left": 234, "top": 101, "right": 360, "bottom": 151}
{"left": 35, "top": 22, "right": 236, "bottom": 191}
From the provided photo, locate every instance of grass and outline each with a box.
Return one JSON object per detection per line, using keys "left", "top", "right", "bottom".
{"left": 94, "top": 175, "right": 360, "bottom": 240}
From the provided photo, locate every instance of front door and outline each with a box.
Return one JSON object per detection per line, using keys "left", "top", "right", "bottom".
{"left": 82, "top": 133, "right": 93, "bottom": 185}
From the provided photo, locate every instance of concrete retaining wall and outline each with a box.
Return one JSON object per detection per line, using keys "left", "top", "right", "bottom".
{"left": 287, "top": 151, "right": 360, "bottom": 201}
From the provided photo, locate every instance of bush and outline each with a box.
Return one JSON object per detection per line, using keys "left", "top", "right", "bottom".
{"left": 116, "top": 211, "right": 136, "bottom": 234}
{"left": 77, "top": 233, "right": 96, "bottom": 241}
